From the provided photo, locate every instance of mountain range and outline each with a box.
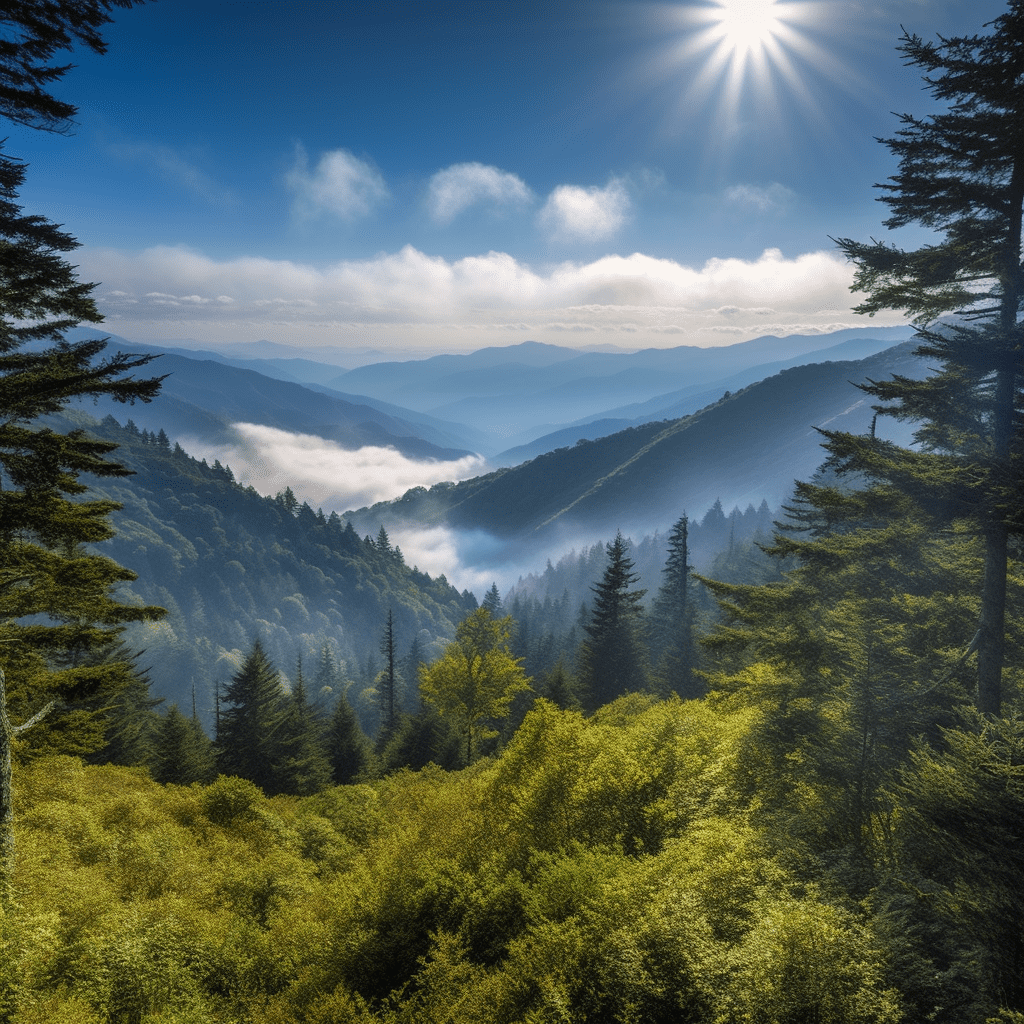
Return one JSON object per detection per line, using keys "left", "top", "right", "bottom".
{"left": 344, "top": 341, "right": 928, "bottom": 546}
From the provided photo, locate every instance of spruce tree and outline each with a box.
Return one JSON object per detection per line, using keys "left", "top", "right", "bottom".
{"left": 276, "top": 670, "right": 332, "bottom": 796}
{"left": 152, "top": 704, "right": 215, "bottom": 786}
{"left": 482, "top": 583, "right": 504, "bottom": 616}
{"left": 832, "top": 4, "right": 1024, "bottom": 715}
{"left": 650, "top": 514, "right": 700, "bottom": 698}
{"left": 327, "top": 692, "right": 371, "bottom": 784}
{"left": 577, "top": 531, "right": 648, "bottom": 710}
{"left": 216, "top": 640, "right": 286, "bottom": 793}
{"left": 377, "top": 608, "right": 399, "bottom": 744}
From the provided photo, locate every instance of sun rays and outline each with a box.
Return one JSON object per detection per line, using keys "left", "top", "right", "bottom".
{"left": 629, "top": 1, "right": 850, "bottom": 154}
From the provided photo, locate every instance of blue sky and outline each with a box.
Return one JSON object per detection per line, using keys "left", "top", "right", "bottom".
{"left": 10, "top": 0, "right": 1009, "bottom": 354}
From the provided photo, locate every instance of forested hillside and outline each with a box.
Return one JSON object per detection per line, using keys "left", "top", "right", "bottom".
{"left": 62, "top": 413, "right": 478, "bottom": 731}
{"left": 345, "top": 342, "right": 929, "bottom": 543}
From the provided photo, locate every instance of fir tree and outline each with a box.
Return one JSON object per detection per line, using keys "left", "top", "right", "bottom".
{"left": 650, "top": 514, "right": 700, "bottom": 698}
{"left": 832, "top": 5, "right": 1024, "bottom": 715}
{"left": 152, "top": 704, "right": 215, "bottom": 786}
{"left": 216, "top": 639, "right": 285, "bottom": 793}
{"left": 327, "top": 692, "right": 370, "bottom": 784}
{"left": 577, "top": 532, "right": 649, "bottom": 710}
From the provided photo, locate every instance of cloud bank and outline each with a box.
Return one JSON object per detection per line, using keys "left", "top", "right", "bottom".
{"left": 426, "top": 162, "right": 534, "bottom": 223}
{"left": 81, "top": 242, "right": 904, "bottom": 349}
{"left": 286, "top": 146, "right": 389, "bottom": 220}
{"left": 182, "top": 422, "right": 487, "bottom": 517}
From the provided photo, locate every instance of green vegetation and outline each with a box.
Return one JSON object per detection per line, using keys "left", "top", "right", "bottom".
{"left": 419, "top": 608, "right": 532, "bottom": 765}
{"left": 71, "top": 415, "right": 479, "bottom": 734}
{"left": 3, "top": 3, "right": 1024, "bottom": 1022}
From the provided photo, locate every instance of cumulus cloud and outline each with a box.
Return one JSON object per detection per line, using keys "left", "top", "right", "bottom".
{"left": 724, "top": 182, "right": 796, "bottom": 212}
{"left": 539, "top": 178, "right": 631, "bottom": 241}
{"left": 426, "top": 162, "right": 534, "bottom": 223}
{"left": 180, "top": 423, "right": 486, "bottom": 515}
{"left": 286, "top": 145, "right": 389, "bottom": 220}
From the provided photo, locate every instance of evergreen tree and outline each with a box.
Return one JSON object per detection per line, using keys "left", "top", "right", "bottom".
{"left": 377, "top": 707, "right": 461, "bottom": 774}
{"left": 482, "top": 583, "right": 504, "bottom": 616}
{"left": 276, "top": 669, "right": 332, "bottom": 796}
{"left": 216, "top": 639, "right": 285, "bottom": 793}
{"left": 0, "top": 2, "right": 142, "bottom": 135}
{"left": 377, "top": 608, "right": 399, "bottom": 744}
{"left": 832, "top": 5, "right": 1024, "bottom": 715}
{"left": 313, "top": 643, "right": 340, "bottom": 707}
{"left": 403, "top": 633, "right": 425, "bottom": 711}
{"left": 578, "top": 531, "right": 648, "bottom": 710}
{"left": 327, "top": 691, "right": 370, "bottom": 784}
{"left": 152, "top": 704, "right": 215, "bottom": 786}
{"left": 650, "top": 514, "right": 700, "bottom": 698}
{"left": 85, "top": 644, "right": 162, "bottom": 767}
{"left": 540, "top": 658, "right": 580, "bottom": 710}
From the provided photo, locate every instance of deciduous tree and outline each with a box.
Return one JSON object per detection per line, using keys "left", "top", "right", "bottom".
{"left": 419, "top": 608, "right": 532, "bottom": 765}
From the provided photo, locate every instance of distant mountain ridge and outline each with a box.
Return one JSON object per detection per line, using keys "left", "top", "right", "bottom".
{"left": 66, "top": 332, "right": 477, "bottom": 459}
{"left": 329, "top": 327, "right": 915, "bottom": 450}
{"left": 345, "top": 342, "right": 928, "bottom": 545}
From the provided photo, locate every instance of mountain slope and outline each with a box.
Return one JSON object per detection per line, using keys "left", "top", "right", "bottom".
{"left": 345, "top": 343, "right": 928, "bottom": 542}
{"left": 61, "top": 413, "right": 478, "bottom": 729}
{"left": 69, "top": 336, "right": 476, "bottom": 460}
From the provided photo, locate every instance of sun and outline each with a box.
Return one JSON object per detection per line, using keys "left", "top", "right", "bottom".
{"left": 639, "top": 0, "right": 838, "bottom": 143}
{"left": 712, "top": 0, "right": 783, "bottom": 56}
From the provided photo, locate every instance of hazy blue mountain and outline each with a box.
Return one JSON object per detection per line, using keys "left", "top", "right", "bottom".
{"left": 330, "top": 327, "right": 915, "bottom": 448}
{"left": 345, "top": 342, "right": 928, "bottom": 545}
{"left": 491, "top": 333, "right": 918, "bottom": 465}
{"left": 66, "top": 332, "right": 475, "bottom": 460}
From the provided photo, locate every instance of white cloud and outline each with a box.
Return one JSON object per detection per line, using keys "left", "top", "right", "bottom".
{"left": 426, "top": 162, "right": 533, "bottom": 223}
{"left": 83, "top": 243, "right": 906, "bottom": 349}
{"left": 181, "top": 423, "right": 487, "bottom": 515}
{"left": 724, "top": 182, "right": 796, "bottom": 212}
{"left": 286, "top": 145, "right": 389, "bottom": 220}
{"left": 539, "top": 178, "right": 631, "bottom": 241}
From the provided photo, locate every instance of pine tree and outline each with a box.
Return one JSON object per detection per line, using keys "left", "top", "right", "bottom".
{"left": 377, "top": 608, "right": 399, "bottom": 744}
{"left": 276, "top": 669, "right": 331, "bottom": 796}
{"left": 577, "top": 532, "right": 648, "bottom": 710}
{"left": 832, "top": 5, "right": 1024, "bottom": 715}
{"left": 650, "top": 514, "right": 700, "bottom": 698}
{"left": 327, "top": 691, "right": 370, "bottom": 784}
{"left": 216, "top": 639, "right": 285, "bottom": 793}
